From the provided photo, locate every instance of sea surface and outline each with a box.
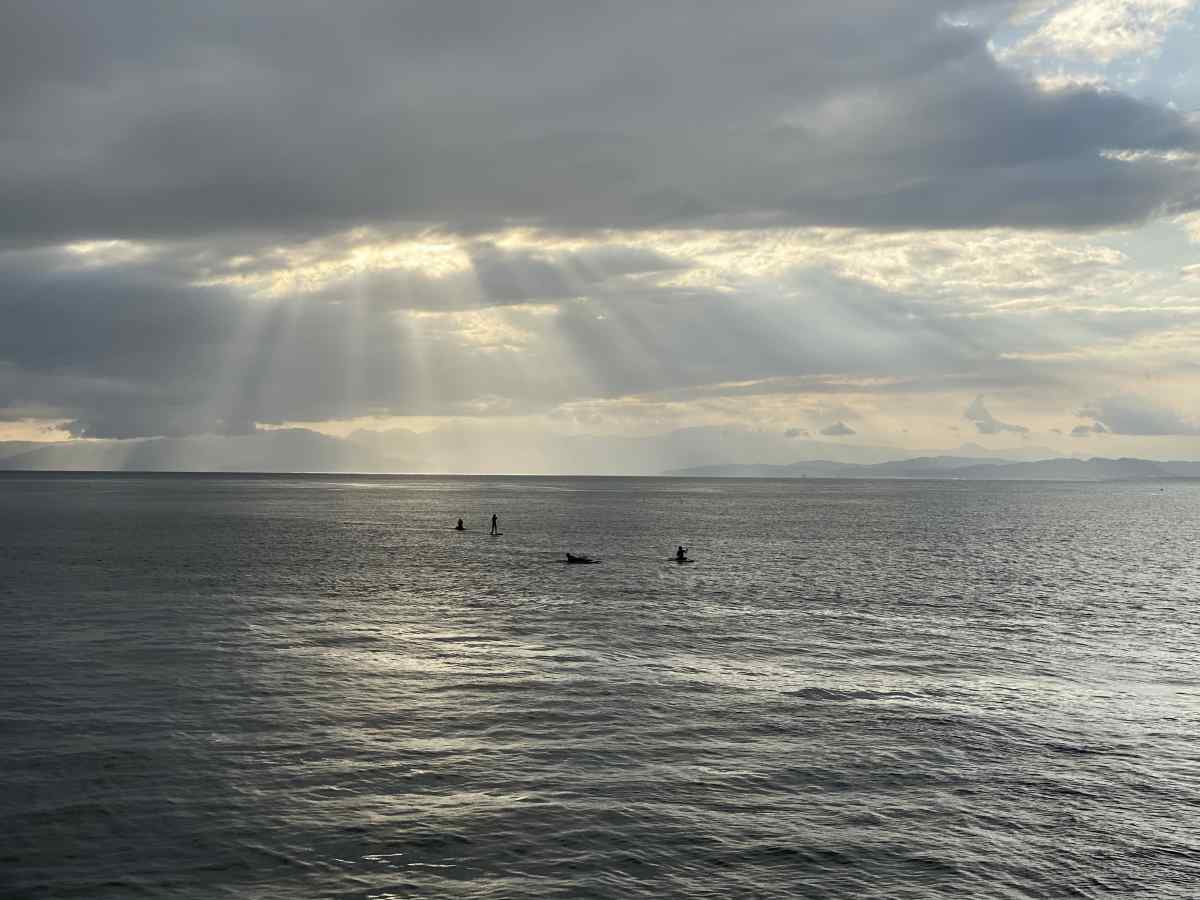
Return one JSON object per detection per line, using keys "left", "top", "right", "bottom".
{"left": 1, "top": 473, "right": 1198, "bottom": 899}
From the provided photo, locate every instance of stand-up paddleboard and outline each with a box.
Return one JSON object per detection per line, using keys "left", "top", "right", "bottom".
{"left": 489, "top": 532, "right": 504, "bottom": 536}
{"left": 565, "top": 554, "right": 599, "bottom": 564}
{"left": 671, "top": 557, "right": 694, "bottom": 564}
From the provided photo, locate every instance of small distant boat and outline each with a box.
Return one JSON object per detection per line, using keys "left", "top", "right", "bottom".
{"left": 565, "top": 552, "right": 598, "bottom": 564}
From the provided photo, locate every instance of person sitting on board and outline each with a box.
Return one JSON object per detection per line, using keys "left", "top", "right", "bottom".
{"left": 455, "top": 518, "right": 465, "bottom": 531}
{"left": 490, "top": 513, "right": 499, "bottom": 535}
{"left": 676, "top": 545, "right": 688, "bottom": 561}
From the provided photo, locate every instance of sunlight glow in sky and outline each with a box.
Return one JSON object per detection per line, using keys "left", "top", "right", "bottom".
{"left": 2, "top": 1, "right": 1200, "bottom": 471}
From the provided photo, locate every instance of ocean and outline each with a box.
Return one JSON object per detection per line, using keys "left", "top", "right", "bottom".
{"left": 2, "top": 473, "right": 1198, "bottom": 898}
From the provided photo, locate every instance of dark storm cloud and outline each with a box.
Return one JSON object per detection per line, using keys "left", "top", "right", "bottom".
{"left": 0, "top": 252, "right": 233, "bottom": 377}
{"left": 0, "top": 249, "right": 247, "bottom": 435}
{"left": 1, "top": 0, "right": 1197, "bottom": 247}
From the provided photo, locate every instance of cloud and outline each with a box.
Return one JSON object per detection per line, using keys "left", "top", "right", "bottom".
{"left": 820, "top": 421, "right": 856, "bottom": 436}
{"left": 965, "top": 395, "right": 1030, "bottom": 434}
{"left": 0, "top": 1, "right": 1197, "bottom": 246}
{"left": 1014, "top": 0, "right": 1195, "bottom": 64}
{"left": 3, "top": 0, "right": 1200, "bottom": 451}
{"left": 1080, "top": 394, "right": 1200, "bottom": 434}
{"left": 6, "top": 214, "right": 1200, "bottom": 442}
{"left": 785, "top": 427, "right": 810, "bottom": 438}
{"left": 5, "top": 226, "right": 1198, "bottom": 440}
{"left": 0, "top": 246, "right": 546, "bottom": 436}
{"left": 469, "top": 242, "right": 687, "bottom": 303}
{"left": 1070, "top": 421, "right": 1108, "bottom": 436}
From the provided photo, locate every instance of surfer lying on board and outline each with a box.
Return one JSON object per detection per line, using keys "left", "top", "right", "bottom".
{"left": 566, "top": 552, "right": 595, "bottom": 563}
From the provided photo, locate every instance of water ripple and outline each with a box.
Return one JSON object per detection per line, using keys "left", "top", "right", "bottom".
{"left": 2, "top": 474, "right": 1198, "bottom": 898}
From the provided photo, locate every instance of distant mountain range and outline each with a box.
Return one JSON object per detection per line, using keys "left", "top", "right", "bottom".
{"left": 2, "top": 427, "right": 1197, "bottom": 480}
{"left": 0, "top": 426, "right": 1043, "bottom": 475}
{"left": 667, "top": 456, "right": 1200, "bottom": 481}
{"left": 0, "top": 430, "right": 408, "bottom": 474}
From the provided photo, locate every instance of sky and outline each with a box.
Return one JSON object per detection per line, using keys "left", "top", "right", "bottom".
{"left": 3, "top": 0, "right": 1200, "bottom": 468}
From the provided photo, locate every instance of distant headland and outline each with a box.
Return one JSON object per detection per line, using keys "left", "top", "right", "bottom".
{"left": 665, "top": 456, "right": 1200, "bottom": 482}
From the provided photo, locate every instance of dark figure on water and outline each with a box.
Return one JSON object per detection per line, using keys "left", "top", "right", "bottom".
{"left": 490, "top": 513, "right": 499, "bottom": 535}
{"left": 455, "top": 518, "right": 464, "bottom": 531}
{"left": 676, "top": 545, "right": 688, "bottom": 561}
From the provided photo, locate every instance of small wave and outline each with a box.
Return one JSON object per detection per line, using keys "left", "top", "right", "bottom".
{"left": 785, "top": 687, "right": 918, "bottom": 702}
{"left": 307, "top": 634, "right": 384, "bottom": 647}
{"left": 421, "top": 679, "right": 544, "bottom": 695}
{"left": 1045, "top": 742, "right": 1140, "bottom": 759}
